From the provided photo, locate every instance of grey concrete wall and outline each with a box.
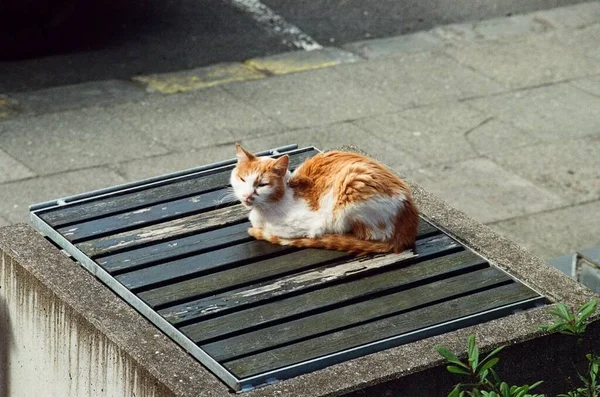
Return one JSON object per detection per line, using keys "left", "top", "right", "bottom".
{"left": 0, "top": 248, "right": 170, "bottom": 397}
{"left": 0, "top": 224, "right": 232, "bottom": 397}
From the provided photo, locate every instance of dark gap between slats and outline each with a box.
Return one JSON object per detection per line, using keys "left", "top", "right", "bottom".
{"left": 97, "top": 221, "right": 253, "bottom": 275}
{"left": 43, "top": 148, "right": 317, "bottom": 229}
{"left": 217, "top": 277, "right": 515, "bottom": 364}
{"left": 40, "top": 166, "right": 234, "bottom": 229}
{"left": 158, "top": 253, "right": 355, "bottom": 320}
{"left": 68, "top": 198, "right": 238, "bottom": 244}
{"left": 84, "top": 210, "right": 249, "bottom": 259}
{"left": 186, "top": 257, "right": 488, "bottom": 344}
{"left": 128, "top": 245, "right": 298, "bottom": 294}
{"left": 142, "top": 227, "right": 441, "bottom": 312}
{"left": 224, "top": 284, "right": 542, "bottom": 378}
{"left": 177, "top": 249, "right": 480, "bottom": 342}
{"left": 172, "top": 242, "right": 464, "bottom": 333}
{"left": 154, "top": 254, "right": 352, "bottom": 313}
{"left": 159, "top": 234, "right": 458, "bottom": 322}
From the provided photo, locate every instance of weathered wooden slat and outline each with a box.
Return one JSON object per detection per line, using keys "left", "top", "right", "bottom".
{"left": 158, "top": 234, "right": 460, "bottom": 322}
{"left": 224, "top": 282, "right": 541, "bottom": 378}
{"left": 40, "top": 149, "right": 317, "bottom": 228}
{"left": 116, "top": 241, "right": 295, "bottom": 291}
{"left": 180, "top": 250, "right": 486, "bottom": 343}
{"left": 77, "top": 205, "right": 249, "bottom": 257}
{"left": 59, "top": 189, "right": 236, "bottom": 242}
{"left": 203, "top": 266, "right": 509, "bottom": 361}
{"left": 141, "top": 221, "right": 438, "bottom": 310}
{"left": 97, "top": 222, "right": 252, "bottom": 274}
{"left": 141, "top": 249, "right": 349, "bottom": 309}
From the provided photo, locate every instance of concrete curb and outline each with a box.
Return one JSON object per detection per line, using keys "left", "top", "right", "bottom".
{"left": 0, "top": 1, "right": 598, "bottom": 119}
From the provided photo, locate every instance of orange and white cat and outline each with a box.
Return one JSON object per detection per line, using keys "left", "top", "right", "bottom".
{"left": 230, "top": 144, "right": 419, "bottom": 255}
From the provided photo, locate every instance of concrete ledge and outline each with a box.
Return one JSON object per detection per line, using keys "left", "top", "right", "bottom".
{"left": 1, "top": 146, "right": 598, "bottom": 396}
{"left": 0, "top": 224, "right": 230, "bottom": 397}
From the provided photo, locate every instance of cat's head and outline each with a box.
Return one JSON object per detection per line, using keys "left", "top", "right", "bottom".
{"left": 230, "top": 143, "right": 290, "bottom": 208}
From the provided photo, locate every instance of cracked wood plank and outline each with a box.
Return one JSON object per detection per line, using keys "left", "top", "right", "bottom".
{"left": 157, "top": 233, "right": 459, "bottom": 322}
{"left": 179, "top": 250, "right": 486, "bottom": 343}
{"left": 204, "top": 266, "right": 510, "bottom": 362}
{"left": 76, "top": 204, "right": 249, "bottom": 257}
{"left": 141, "top": 220, "right": 438, "bottom": 309}
{"left": 224, "top": 282, "right": 542, "bottom": 378}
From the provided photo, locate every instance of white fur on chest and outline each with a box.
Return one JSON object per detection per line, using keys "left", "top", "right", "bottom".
{"left": 251, "top": 189, "right": 336, "bottom": 238}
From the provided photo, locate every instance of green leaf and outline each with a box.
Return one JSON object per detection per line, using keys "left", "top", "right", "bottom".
{"left": 549, "top": 303, "right": 574, "bottom": 322}
{"left": 438, "top": 346, "right": 470, "bottom": 368}
{"left": 478, "top": 358, "right": 500, "bottom": 375}
{"left": 577, "top": 299, "right": 598, "bottom": 323}
{"left": 468, "top": 334, "right": 480, "bottom": 371}
{"left": 529, "top": 381, "right": 543, "bottom": 390}
{"left": 448, "top": 384, "right": 463, "bottom": 397}
{"left": 481, "top": 346, "right": 505, "bottom": 365}
{"left": 448, "top": 365, "right": 472, "bottom": 376}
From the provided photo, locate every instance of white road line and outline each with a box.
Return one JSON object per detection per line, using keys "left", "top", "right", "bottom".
{"left": 228, "top": 0, "right": 323, "bottom": 51}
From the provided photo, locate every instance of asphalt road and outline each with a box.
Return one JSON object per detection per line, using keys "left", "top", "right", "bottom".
{"left": 0, "top": 0, "right": 590, "bottom": 93}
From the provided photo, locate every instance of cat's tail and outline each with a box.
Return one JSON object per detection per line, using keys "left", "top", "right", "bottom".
{"left": 248, "top": 228, "right": 401, "bottom": 256}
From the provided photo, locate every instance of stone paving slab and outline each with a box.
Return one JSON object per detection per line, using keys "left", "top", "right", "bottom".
{"left": 236, "top": 122, "right": 422, "bottom": 173}
{"left": 554, "top": 23, "right": 600, "bottom": 62}
{"left": 113, "top": 145, "right": 235, "bottom": 181}
{"left": 342, "top": 32, "right": 444, "bottom": 59}
{"left": 354, "top": 102, "right": 487, "bottom": 166}
{"left": 223, "top": 66, "right": 398, "bottom": 129}
{"left": 410, "top": 158, "right": 566, "bottom": 224}
{"left": 0, "top": 107, "right": 169, "bottom": 175}
{"left": 489, "top": 136, "right": 600, "bottom": 205}
{"left": 0, "top": 216, "right": 9, "bottom": 227}
{"left": 431, "top": 13, "right": 551, "bottom": 42}
{"left": 491, "top": 200, "right": 600, "bottom": 259}
{"left": 113, "top": 86, "right": 282, "bottom": 150}
{"left": 464, "top": 118, "right": 540, "bottom": 155}
{"left": 570, "top": 76, "right": 600, "bottom": 97}
{"left": 443, "top": 32, "right": 599, "bottom": 89}
{"left": 465, "top": 83, "right": 600, "bottom": 141}
{"left": 333, "top": 51, "right": 505, "bottom": 109}
{"left": 0, "top": 167, "right": 126, "bottom": 224}
{"left": 535, "top": 1, "right": 600, "bottom": 29}
{"left": 0, "top": 148, "right": 35, "bottom": 183}
{"left": 10, "top": 80, "right": 144, "bottom": 115}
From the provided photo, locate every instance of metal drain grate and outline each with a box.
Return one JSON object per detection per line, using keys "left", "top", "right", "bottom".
{"left": 30, "top": 145, "right": 546, "bottom": 392}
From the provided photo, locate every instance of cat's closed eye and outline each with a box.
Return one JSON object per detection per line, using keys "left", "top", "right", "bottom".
{"left": 257, "top": 182, "right": 268, "bottom": 187}
{"left": 239, "top": 176, "right": 246, "bottom": 182}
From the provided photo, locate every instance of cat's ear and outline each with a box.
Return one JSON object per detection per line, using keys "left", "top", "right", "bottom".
{"left": 235, "top": 143, "right": 256, "bottom": 162}
{"left": 272, "top": 155, "right": 289, "bottom": 176}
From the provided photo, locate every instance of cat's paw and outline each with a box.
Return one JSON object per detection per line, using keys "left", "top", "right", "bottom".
{"left": 248, "top": 227, "right": 264, "bottom": 240}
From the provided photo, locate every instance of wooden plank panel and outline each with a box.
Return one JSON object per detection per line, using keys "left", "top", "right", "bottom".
{"left": 141, "top": 222, "right": 438, "bottom": 309}
{"left": 203, "top": 266, "right": 509, "bottom": 361}
{"left": 40, "top": 149, "right": 317, "bottom": 228}
{"left": 59, "top": 189, "right": 236, "bottom": 242}
{"left": 97, "top": 222, "right": 251, "bottom": 274}
{"left": 224, "top": 282, "right": 541, "bottom": 378}
{"left": 180, "top": 250, "right": 486, "bottom": 343}
{"left": 141, "top": 249, "right": 349, "bottom": 308}
{"left": 116, "top": 241, "right": 295, "bottom": 291}
{"left": 157, "top": 234, "right": 460, "bottom": 322}
{"left": 76, "top": 204, "right": 249, "bottom": 257}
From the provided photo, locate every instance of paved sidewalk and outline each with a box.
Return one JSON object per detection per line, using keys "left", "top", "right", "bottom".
{"left": 0, "top": 2, "right": 598, "bottom": 262}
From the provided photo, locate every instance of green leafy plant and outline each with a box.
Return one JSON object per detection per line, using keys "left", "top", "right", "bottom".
{"left": 539, "top": 300, "right": 598, "bottom": 337}
{"left": 437, "top": 299, "right": 599, "bottom": 397}
{"left": 558, "top": 354, "right": 599, "bottom": 397}
{"left": 436, "top": 334, "right": 543, "bottom": 397}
